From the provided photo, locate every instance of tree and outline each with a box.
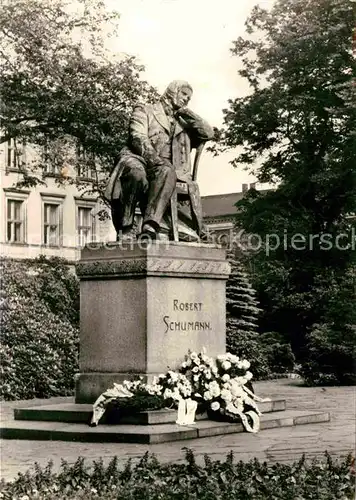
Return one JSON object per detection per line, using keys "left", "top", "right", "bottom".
{"left": 226, "top": 254, "right": 260, "bottom": 342}
{"left": 219, "top": 0, "right": 356, "bottom": 370}
{"left": 226, "top": 254, "right": 269, "bottom": 379}
{"left": 0, "top": 0, "right": 157, "bottom": 192}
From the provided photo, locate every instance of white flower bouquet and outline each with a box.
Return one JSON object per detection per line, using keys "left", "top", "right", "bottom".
{"left": 179, "top": 350, "right": 268, "bottom": 432}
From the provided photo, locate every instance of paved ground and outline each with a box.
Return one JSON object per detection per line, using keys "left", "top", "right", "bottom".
{"left": 1, "top": 379, "right": 355, "bottom": 482}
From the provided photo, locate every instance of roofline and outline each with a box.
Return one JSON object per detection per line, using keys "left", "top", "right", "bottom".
{"left": 202, "top": 189, "right": 271, "bottom": 199}
{"left": 201, "top": 192, "right": 243, "bottom": 199}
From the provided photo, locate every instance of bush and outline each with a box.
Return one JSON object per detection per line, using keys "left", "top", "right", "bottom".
{"left": 0, "top": 257, "right": 79, "bottom": 400}
{"left": 259, "top": 332, "right": 296, "bottom": 375}
{"left": 226, "top": 329, "right": 272, "bottom": 380}
{"left": 298, "top": 267, "right": 356, "bottom": 386}
{"left": 299, "top": 323, "right": 356, "bottom": 386}
{"left": 28, "top": 255, "right": 80, "bottom": 326}
{"left": 0, "top": 450, "right": 354, "bottom": 500}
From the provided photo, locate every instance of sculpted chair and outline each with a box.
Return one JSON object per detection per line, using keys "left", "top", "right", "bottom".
{"left": 169, "top": 142, "right": 205, "bottom": 241}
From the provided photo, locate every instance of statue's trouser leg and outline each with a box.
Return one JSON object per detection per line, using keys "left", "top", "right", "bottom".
{"left": 143, "top": 164, "right": 177, "bottom": 230}
{"left": 112, "top": 158, "right": 148, "bottom": 232}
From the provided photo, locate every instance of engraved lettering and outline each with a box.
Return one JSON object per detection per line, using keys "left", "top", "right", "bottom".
{"left": 172, "top": 300, "right": 203, "bottom": 311}
{"left": 163, "top": 315, "right": 170, "bottom": 334}
{"left": 163, "top": 302, "right": 211, "bottom": 332}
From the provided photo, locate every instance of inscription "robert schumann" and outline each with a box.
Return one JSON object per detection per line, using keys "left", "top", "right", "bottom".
{"left": 163, "top": 299, "right": 211, "bottom": 333}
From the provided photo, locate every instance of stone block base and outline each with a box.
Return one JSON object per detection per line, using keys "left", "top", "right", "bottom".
{"left": 75, "top": 241, "right": 230, "bottom": 403}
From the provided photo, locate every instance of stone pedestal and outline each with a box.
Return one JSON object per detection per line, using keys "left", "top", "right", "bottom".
{"left": 75, "top": 241, "right": 230, "bottom": 403}
{"left": 4, "top": 243, "right": 331, "bottom": 444}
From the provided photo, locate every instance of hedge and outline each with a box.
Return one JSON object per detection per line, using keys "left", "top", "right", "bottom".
{"left": 0, "top": 257, "right": 79, "bottom": 400}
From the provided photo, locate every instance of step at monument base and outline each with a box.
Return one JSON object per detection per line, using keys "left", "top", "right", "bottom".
{"left": 1, "top": 408, "right": 330, "bottom": 444}
{"left": 13, "top": 399, "right": 286, "bottom": 425}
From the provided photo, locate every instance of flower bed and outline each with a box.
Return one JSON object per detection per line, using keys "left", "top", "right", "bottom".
{"left": 90, "top": 350, "right": 270, "bottom": 432}
{"left": 0, "top": 451, "right": 354, "bottom": 500}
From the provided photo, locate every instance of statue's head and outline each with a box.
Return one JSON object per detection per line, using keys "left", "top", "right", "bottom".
{"left": 162, "top": 80, "right": 193, "bottom": 109}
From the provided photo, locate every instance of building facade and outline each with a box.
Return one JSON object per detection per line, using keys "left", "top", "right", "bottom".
{"left": 0, "top": 139, "right": 116, "bottom": 262}
{"left": 201, "top": 191, "right": 244, "bottom": 246}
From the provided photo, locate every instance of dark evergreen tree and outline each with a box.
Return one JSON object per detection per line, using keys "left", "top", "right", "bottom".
{"left": 226, "top": 255, "right": 261, "bottom": 341}
{"left": 226, "top": 254, "right": 270, "bottom": 379}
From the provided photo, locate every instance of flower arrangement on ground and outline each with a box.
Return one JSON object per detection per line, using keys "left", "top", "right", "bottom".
{"left": 90, "top": 349, "right": 269, "bottom": 433}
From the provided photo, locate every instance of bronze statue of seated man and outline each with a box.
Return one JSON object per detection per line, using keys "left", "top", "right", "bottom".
{"left": 104, "top": 80, "right": 214, "bottom": 241}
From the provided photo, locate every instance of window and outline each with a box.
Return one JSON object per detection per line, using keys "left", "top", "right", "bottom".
{"left": 77, "top": 162, "right": 95, "bottom": 180}
{"left": 76, "top": 144, "right": 95, "bottom": 180}
{"left": 7, "top": 199, "right": 25, "bottom": 243}
{"left": 77, "top": 206, "right": 95, "bottom": 246}
{"left": 42, "top": 143, "right": 60, "bottom": 176}
{"left": 43, "top": 163, "right": 60, "bottom": 175}
{"left": 41, "top": 194, "right": 65, "bottom": 246}
{"left": 6, "top": 140, "right": 15, "bottom": 169}
{"left": 4, "top": 189, "right": 29, "bottom": 244}
{"left": 43, "top": 203, "right": 61, "bottom": 246}
{"left": 6, "top": 139, "right": 25, "bottom": 171}
{"left": 41, "top": 140, "right": 66, "bottom": 176}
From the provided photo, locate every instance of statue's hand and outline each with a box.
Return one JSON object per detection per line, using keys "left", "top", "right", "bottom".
{"left": 175, "top": 107, "right": 194, "bottom": 118}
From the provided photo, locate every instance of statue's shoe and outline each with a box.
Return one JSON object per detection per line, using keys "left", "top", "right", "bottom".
{"left": 139, "top": 223, "right": 158, "bottom": 240}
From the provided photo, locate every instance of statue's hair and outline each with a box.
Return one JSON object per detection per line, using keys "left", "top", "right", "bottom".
{"left": 162, "top": 80, "right": 193, "bottom": 101}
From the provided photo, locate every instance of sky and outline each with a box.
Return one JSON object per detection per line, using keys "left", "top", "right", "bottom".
{"left": 105, "top": 0, "right": 275, "bottom": 195}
